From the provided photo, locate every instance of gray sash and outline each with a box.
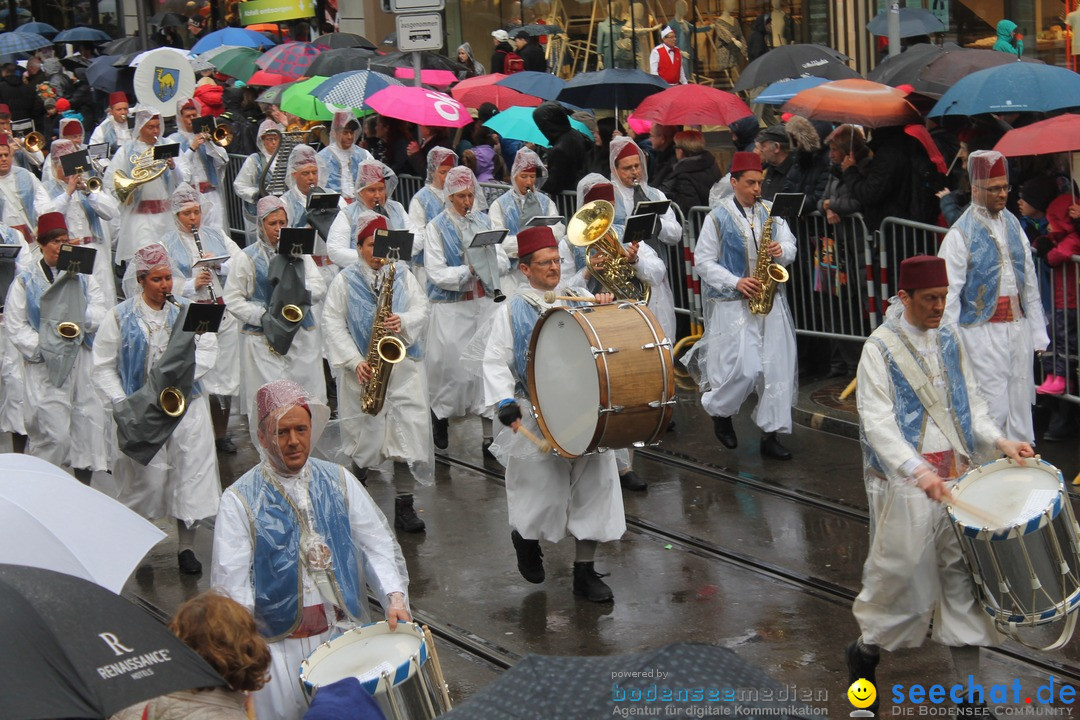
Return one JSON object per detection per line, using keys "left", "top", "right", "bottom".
{"left": 520, "top": 189, "right": 543, "bottom": 227}
{"left": 38, "top": 271, "right": 87, "bottom": 387}
{"left": 0, "top": 251, "right": 18, "bottom": 310}
{"left": 463, "top": 213, "right": 501, "bottom": 299}
{"left": 262, "top": 255, "right": 312, "bottom": 355}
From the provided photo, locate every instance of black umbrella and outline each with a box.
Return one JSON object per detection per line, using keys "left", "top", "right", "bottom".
{"left": 86, "top": 54, "right": 133, "bottom": 94}
{"left": 307, "top": 47, "right": 379, "bottom": 76}
{"left": 556, "top": 68, "right": 669, "bottom": 112}
{"left": 516, "top": 23, "right": 563, "bottom": 36}
{"left": 314, "top": 31, "right": 377, "bottom": 50}
{"left": 0, "top": 564, "right": 226, "bottom": 720}
{"left": 440, "top": 643, "right": 812, "bottom": 719}
{"left": 149, "top": 11, "right": 188, "bottom": 28}
{"left": 371, "top": 50, "right": 469, "bottom": 75}
{"left": 867, "top": 42, "right": 955, "bottom": 93}
{"left": 102, "top": 35, "right": 159, "bottom": 56}
{"left": 733, "top": 43, "right": 857, "bottom": 92}
{"left": 918, "top": 47, "right": 1044, "bottom": 93}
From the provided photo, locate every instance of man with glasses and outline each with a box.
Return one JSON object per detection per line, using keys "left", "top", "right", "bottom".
{"left": 938, "top": 150, "right": 1048, "bottom": 443}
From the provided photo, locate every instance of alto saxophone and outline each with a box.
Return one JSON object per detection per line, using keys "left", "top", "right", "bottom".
{"left": 747, "top": 208, "right": 789, "bottom": 316}
{"left": 361, "top": 261, "right": 407, "bottom": 416}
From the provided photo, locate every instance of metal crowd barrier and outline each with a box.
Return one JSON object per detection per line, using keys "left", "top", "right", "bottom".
{"left": 395, "top": 173, "right": 424, "bottom": 208}
{"left": 224, "top": 153, "right": 248, "bottom": 245}
{"left": 875, "top": 217, "right": 948, "bottom": 303}
{"left": 1035, "top": 255, "right": 1080, "bottom": 406}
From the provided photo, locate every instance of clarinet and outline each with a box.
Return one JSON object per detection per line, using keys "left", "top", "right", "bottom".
{"left": 191, "top": 225, "right": 218, "bottom": 304}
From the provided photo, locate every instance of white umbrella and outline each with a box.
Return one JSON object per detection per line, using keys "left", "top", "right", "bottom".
{"left": 0, "top": 454, "right": 166, "bottom": 594}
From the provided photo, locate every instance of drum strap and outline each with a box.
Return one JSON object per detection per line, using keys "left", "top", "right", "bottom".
{"left": 877, "top": 326, "right": 973, "bottom": 468}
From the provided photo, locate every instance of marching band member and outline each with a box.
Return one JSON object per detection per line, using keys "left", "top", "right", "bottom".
{"left": 6, "top": 212, "right": 108, "bottom": 484}
{"left": 107, "top": 105, "right": 182, "bottom": 266}
{"left": 233, "top": 120, "right": 284, "bottom": 244}
{"left": 318, "top": 110, "right": 371, "bottom": 200}
{"left": 88, "top": 91, "right": 133, "bottom": 154}
{"left": 223, "top": 195, "right": 326, "bottom": 444}
{"left": 483, "top": 225, "right": 624, "bottom": 602}
{"left": 489, "top": 147, "right": 568, "bottom": 293}
{"left": 280, "top": 144, "right": 337, "bottom": 284}
{"left": 848, "top": 255, "right": 1034, "bottom": 715}
{"left": 0, "top": 104, "right": 45, "bottom": 172}
{"left": 40, "top": 118, "right": 89, "bottom": 185}
{"left": 92, "top": 242, "right": 220, "bottom": 574}
{"left": 0, "top": 134, "right": 54, "bottom": 244}
{"left": 687, "top": 151, "right": 797, "bottom": 460}
{"left": 322, "top": 212, "right": 432, "bottom": 532}
{"left": 168, "top": 97, "right": 230, "bottom": 235}
{"left": 407, "top": 147, "right": 456, "bottom": 234}
{"left": 211, "top": 379, "right": 410, "bottom": 720}
{"left": 45, "top": 140, "right": 119, "bottom": 301}
{"left": 938, "top": 150, "right": 1048, "bottom": 444}
{"left": 0, "top": 224, "right": 32, "bottom": 452}
{"left": 425, "top": 166, "right": 508, "bottom": 452}
{"left": 326, "top": 158, "right": 421, "bottom": 269}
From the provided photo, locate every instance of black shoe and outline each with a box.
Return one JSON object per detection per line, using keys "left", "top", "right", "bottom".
{"left": 619, "top": 470, "right": 647, "bottom": 491}
{"left": 956, "top": 702, "right": 997, "bottom": 719}
{"left": 215, "top": 436, "right": 238, "bottom": 454}
{"left": 573, "top": 561, "right": 614, "bottom": 602}
{"left": 432, "top": 415, "right": 449, "bottom": 450}
{"left": 178, "top": 549, "right": 202, "bottom": 575}
{"left": 394, "top": 494, "right": 426, "bottom": 533}
{"left": 667, "top": 420, "right": 676, "bottom": 432}
{"left": 482, "top": 439, "right": 496, "bottom": 460}
{"left": 826, "top": 365, "right": 850, "bottom": 379}
{"left": 760, "top": 432, "right": 793, "bottom": 461}
{"left": 845, "top": 641, "right": 879, "bottom": 715}
{"left": 712, "top": 415, "right": 737, "bottom": 448}
{"left": 511, "top": 530, "right": 544, "bottom": 583}
{"left": 352, "top": 465, "right": 369, "bottom": 486}
{"left": 1042, "top": 430, "right": 1074, "bottom": 443}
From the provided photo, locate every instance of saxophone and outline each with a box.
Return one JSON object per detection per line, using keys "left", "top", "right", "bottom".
{"left": 360, "top": 262, "right": 407, "bottom": 416}
{"left": 747, "top": 208, "right": 789, "bottom": 316}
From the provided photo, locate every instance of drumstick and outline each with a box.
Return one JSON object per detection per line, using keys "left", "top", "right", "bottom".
{"left": 512, "top": 420, "right": 552, "bottom": 453}
{"left": 839, "top": 378, "right": 857, "bottom": 401}
{"left": 422, "top": 624, "right": 453, "bottom": 711}
{"left": 543, "top": 290, "right": 598, "bottom": 304}
{"left": 944, "top": 496, "right": 1007, "bottom": 529}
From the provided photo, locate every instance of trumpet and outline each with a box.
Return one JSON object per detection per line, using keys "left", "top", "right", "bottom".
{"left": 200, "top": 123, "right": 233, "bottom": 148}
{"left": 74, "top": 172, "right": 102, "bottom": 195}
{"left": 18, "top": 131, "right": 45, "bottom": 153}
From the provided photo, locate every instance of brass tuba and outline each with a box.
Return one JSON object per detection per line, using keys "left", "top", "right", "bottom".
{"left": 747, "top": 212, "right": 788, "bottom": 315}
{"left": 361, "top": 261, "right": 407, "bottom": 416}
{"left": 114, "top": 146, "right": 170, "bottom": 204}
{"left": 567, "top": 200, "right": 650, "bottom": 302}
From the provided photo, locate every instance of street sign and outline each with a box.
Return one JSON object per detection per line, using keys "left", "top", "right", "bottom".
{"left": 238, "top": 0, "right": 315, "bottom": 25}
{"left": 390, "top": 0, "right": 444, "bottom": 12}
{"left": 395, "top": 13, "right": 443, "bottom": 52}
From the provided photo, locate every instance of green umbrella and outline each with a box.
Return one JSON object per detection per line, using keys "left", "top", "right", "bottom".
{"left": 280, "top": 75, "right": 335, "bottom": 120}
{"left": 210, "top": 46, "right": 261, "bottom": 82}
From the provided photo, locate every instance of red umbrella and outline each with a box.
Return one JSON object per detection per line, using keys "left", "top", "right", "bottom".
{"left": 994, "top": 114, "right": 1080, "bottom": 157}
{"left": 451, "top": 73, "right": 541, "bottom": 111}
{"left": 782, "top": 78, "right": 922, "bottom": 127}
{"left": 631, "top": 84, "right": 752, "bottom": 127}
{"left": 365, "top": 86, "right": 472, "bottom": 128}
{"left": 393, "top": 67, "right": 457, "bottom": 88}
{"left": 247, "top": 69, "right": 293, "bottom": 86}
{"left": 254, "top": 41, "right": 322, "bottom": 79}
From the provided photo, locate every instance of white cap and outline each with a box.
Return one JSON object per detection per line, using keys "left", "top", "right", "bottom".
{"left": 492, "top": 29, "right": 510, "bottom": 42}
{"left": 661, "top": 25, "right": 675, "bottom": 37}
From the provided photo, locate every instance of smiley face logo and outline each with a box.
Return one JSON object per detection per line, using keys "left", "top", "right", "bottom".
{"left": 848, "top": 678, "right": 877, "bottom": 709}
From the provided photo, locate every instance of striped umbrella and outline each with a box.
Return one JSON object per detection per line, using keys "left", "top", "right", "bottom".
{"left": 254, "top": 41, "right": 322, "bottom": 79}
{"left": 0, "top": 31, "right": 52, "bottom": 54}
{"left": 311, "top": 70, "right": 401, "bottom": 110}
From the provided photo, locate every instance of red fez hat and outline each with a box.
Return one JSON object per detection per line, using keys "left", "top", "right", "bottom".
{"left": 520, "top": 164, "right": 538, "bottom": 174}
{"left": 36, "top": 212, "right": 67, "bottom": 241}
{"left": 583, "top": 182, "right": 615, "bottom": 205}
{"left": 108, "top": 92, "right": 127, "bottom": 107}
{"left": 0, "top": 104, "right": 10, "bottom": 117}
{"left": 0, "top": 134, "right": 9, "bottom": 147}
{"left": 517, "top": 226, "right": 557, "bottom": 258}
{"left": 439, "top": 154, "right": 455, "bottom": 168}
{"left": 898, "top": 255, "right": 948, "bottom": 291}
{"left": 730, "top": 151, "right": 762, "bottom": 174}
{"left": 615, "top": 142, "right": 639, "bottom": 163}
{"left": 358, "top": 215, "right": 388, "bottom": 243}
{"left": 971, "top": 154, "right": 1007, "bottom": 179}
{"left": 62, "top": 120, "right": 83, "bottom": 136}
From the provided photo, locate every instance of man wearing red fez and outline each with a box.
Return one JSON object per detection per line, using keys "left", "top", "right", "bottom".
{"left": 688, "top": 150, "right": 798, "bottom": 460}
{"left": 0, "top": 131, "right": 55, "bottom": 244}
{"left": 6, "top": 211, "right": 108, "bottom": 485}
{"left": 322, "top": 209, "right": 431, "bottom": 533}
{"left": 327, "top": 157, "right": 421, "bottom": 269}
{"left": 938, "top": 149, "right": 1048, "bottom": 443}
{"left": 89, "top": 91, "right": 132, "bottom": 151}
{"left": 846, "top": 254, "right": 1034, "bottom": 715}
{"left": 482, "top": 224, "right": 623, "bottom": 603}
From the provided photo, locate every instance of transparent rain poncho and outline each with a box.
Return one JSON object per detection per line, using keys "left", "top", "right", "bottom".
{"left": 425, "top": 147, "right": 457, "bottom": 188}
{"left": 509, "top": 147, "right": 548, "bottom": 192}
{"left": 285, "top": 144, "right": 329, "bottom": 192}
{"left": 355, "top": 157, "right": 399, "bottom": 201}
{"left": 968, "top": 149, "right": 1009, "bottom": 211}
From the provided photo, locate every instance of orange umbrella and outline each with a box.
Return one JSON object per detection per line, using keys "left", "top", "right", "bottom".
{"left": 781, "top": 78, "right": 922, "bottom": 127}
{"left": 450, "top": 73, "right": 542, "bottom": 111}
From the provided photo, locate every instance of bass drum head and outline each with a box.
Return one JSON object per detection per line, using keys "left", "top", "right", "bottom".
{"left": 951, "top": 459, "right": 1063, "bottom": 533}
{"left": 530, "top": 309, "right": 600, "bottom": 457}
{"left": 300, "top": 621, "right": 423, "bottom": 696}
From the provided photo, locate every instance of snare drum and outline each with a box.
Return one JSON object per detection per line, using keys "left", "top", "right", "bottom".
{"left": 527, "top": 301, "right": 675, "bottom": 458}
{"left": 299, "top": 621, "right": 450, "bottom": 720}
{"left": 948, "top": 458, "right": 1080, "bottom": 636}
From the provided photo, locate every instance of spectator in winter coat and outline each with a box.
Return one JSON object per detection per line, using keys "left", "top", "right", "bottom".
{"left": 661, "top": 130, "right": 721, "bottom": 216}
{"left": 0, "top": 63, "right": 43, "bottom": 131}
{"left": 514, "top": 30, "right": 547, "bottom": 72}
{"left": 839, "top": 125, "right": 914, "bottom": 231}
{"left": 819, "top": 124, "right": 869, "bottom": 221}
{"left": 491, "top": 29, "right": 515, "bottom": 74}
{"left": 992, "top": 19, "right": 1024, "bottom": 56}
{"left": 194, "top": 78, "right": 225, "bottom": 116}
{"left": 647, "top": 123, "right": 677, "bottom": 190}
{"left": 1034, "top": 193, "right": 1080, "bottom": 396}
{"left": 533, "top": 101, "right": 591, "bottom": 196}
{"left": 457, "top": 43, "right": 486, "bottom": 78}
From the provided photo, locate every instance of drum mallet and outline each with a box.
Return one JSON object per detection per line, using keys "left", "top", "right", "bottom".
{"left": 512, "top": 420, "right": 552, "bottom": 453}
{"left": 943, "top": 496, "right": 1006, "bottom": 529}
{"left": 839, "top": 378, "right": 857, "bottom": 401}
{"left": 543, "top": 291, "right": 598, "bottom": 304}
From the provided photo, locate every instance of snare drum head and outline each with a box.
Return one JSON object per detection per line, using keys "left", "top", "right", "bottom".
{"left": 529, "top": 309, "right": 600, "bottom": 457}
{"left": 301, "top": 621, "right": 424, "bottom": 695}
{"left": 951, "top": 459, "right": 1064, "bottom": 532}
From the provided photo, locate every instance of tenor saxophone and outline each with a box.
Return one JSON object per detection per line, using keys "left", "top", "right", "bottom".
{"left": 747, "top": 210, "right": 789, "bottom": 316}
{"left": 360, "top": 262, "right": 407, "bottom": 416}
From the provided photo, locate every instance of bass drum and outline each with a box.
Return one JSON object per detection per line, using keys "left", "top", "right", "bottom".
{"left": 527, "top": 301, "right": 674, "bottom": 458}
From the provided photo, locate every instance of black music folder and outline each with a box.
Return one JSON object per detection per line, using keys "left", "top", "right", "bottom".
{"left": 0, "top": 245, "right": 20, "bottom": 261}
{"left": 59, "top": 149, "right": 92, "bottom": 177}
{"left": 769, "top": 193, "right": 806, "bottom": 218}
{"left": 190, "top": 116, "right": 216, "bottom": 135}
{"left": 278, "top": 227, "right": 317, "bottom": 256}
{"left": 373, "top": 228, "right": 414, "bottom": 259}
{"left": 524, "top": 215, "right": 562, "bottom": 228}
{"left": 469, "top": 229, "right": 507, "bottom": 247}
{"left": 622, "top": 213, "right": 659, "bottom": 246}
{"left": 57, "top": 244, "right": 96, "bottom": 274}
{"left": 633, "top": 199, "right": 670, "bottom": 217}
{"left": 181, "top": 302, "right": 225, "bottom": 333}
{"left": 153, "top": 143, "right": 181, "bottom": 160}
{"left": 307, "top": 192, "right": 340, "bottom": 211}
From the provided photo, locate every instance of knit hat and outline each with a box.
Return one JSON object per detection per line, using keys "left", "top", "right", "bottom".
{"left": 1019, "top": 176, "right": 1057, "bottom": 213}
{"left": 898, "top": 255, "right": 948, "bottom": 291}
{"left": 55, "top": 98, "right": 70, "bottom": 112}
{"left": 518, "top": 226, "right": 558, "bottom": 257}
{"left": 514, "top": 29, "right": 530, "bottom": 40}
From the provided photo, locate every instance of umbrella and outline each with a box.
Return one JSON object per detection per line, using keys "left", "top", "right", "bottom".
{"left": 54, "top": 27, "right": 112, "bottom": 43}
{"left": 314, "top": 31, "right": 377, "bottom": 50}
{"left": 14, "top": 22, "right": 57, "bottom": 37}
{"left": 484, "top": 105, "right": 593, "bottom": 147}
{"left": 256, "top": 81, "right": 296, "bottom": 104}
{"left": 123, "top": 47, "right": 190, "bottom": 69}
{"left": 556, "top": 68, "right": 669, "bottom": 112}
{"left": 783, "top": 78, "right": 921, "bottom": 127}
{"left": 393, "top": 67, "right": 457, "bottom": 87}
{"left": 0, "top": 564, "right": 226, "bottom": 720}
{"left": 920, "top": 49, "right": 1044, "bottom": 98}
{"left": 254, "top": 40, "right": 322, "bottom": 79}
{"left": 867, "top": 42, "right": 954, "bottom": 93}
{"left": 440, "top": 643, "right": 810, "bottom": 719}
{"left": 495, "top": 70, "right": 565, "bottom": 100}
{"left": 280, "top": 75, "right": 337, "bottom": 121}
{"left": 516, "top": 23, "right": 563, "bottom": 36}
{"left": 929, "top": 62, "right": 1080, "bottom": 117}
{"left": 189, "top": 55, "right": 215, "bottom": 73}
{"left": 866, "top": 7, "right": 945, "bottom": 38}
{"left": 372, "top": 50, "right": 469, "bottom": 75}
{"left": 190, "top": 27, "right": 275, "bottom": 54}
{"left": 0, "top": 454, "right": 165, "bottom": 594}
{"left": 733, "top": 43, "right": 856, "bottom": 92}
{"left": 86, "top": 54, "right": 131, "bottom": 93}
{"left": 755, "top": 75, "right": 831, "bottom": 105}
{"left": 209, "top": 45, "right": 261, "bottom": 81}
{"left": 311, "top": 70, "right": 402, "bottom": 109}
{"left": 102, "top": 35, "right": 158, "bottom": 55}
{"left": 366, "top": 85, "right": 472, "bottom": 128}
{"left": 0, "top": 31, "right": 52, "bottom": 54}
{"left": 148, "top": 11, "right": 188, "bottom": 27}
{"left": 631, "top": 83, "right": 751, "bottom": 126}
{"left": 307, "top": 47, "right": 379, "bottom": 76}
{"left": 247, "top": 69, "right": 293, "bottom": 86}
{"left": 452, "top": 73, "right": 541, "bottom": 111}
{"left": 994, "top": 114, "right": 1080, "bottom": 157}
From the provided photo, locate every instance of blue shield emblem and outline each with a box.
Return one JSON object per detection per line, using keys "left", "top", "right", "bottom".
{"left": 152, "top": 67, "right": 180, "bottom": 102}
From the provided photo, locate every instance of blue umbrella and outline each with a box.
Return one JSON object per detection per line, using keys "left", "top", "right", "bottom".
{"left": 15, "top": 22, "right": 58, "bottom": 37}
{"left": 484, "top": 105, "right": 593, "bottom": 147}
{"left": 495, "top": 70, "right": 565, "bottom": 101}
{"left": 866, "top": 7, "right": 945, "bottom": 38}
{"left": 755, "top": 75, "right": 831, "bottom": 105}
{"left": 0, "top": 31, "right": 52, "bottom": 54}
{"left": 54, "top": 27, "right": 112, "bottom": 43}
{"left": 190, "top": 27, "right": 276, "bottom": 54}
{"left": 311, "top": 70, "right": 401, "bottom": 109}
{"left": 556, "top": 68, "right": 669, "bottom": 112}
{"left": 86, "top": 53, "right": 131, "bottom": 93}
{"left": 928, "top": 62, "right": 1080, "bottom": 117}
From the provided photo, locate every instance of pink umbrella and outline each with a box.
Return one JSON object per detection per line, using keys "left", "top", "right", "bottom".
{"left": 365, "top": 86, "right": 472, "bottom": 128}
{"left": 632, "top": 84, "right": 752, "bottom": 126}
{"left": 393, "top": 67, "right": 457, "bottom": 88}
{"left": 450, "top": 73, "right": 541, "bottom": 111}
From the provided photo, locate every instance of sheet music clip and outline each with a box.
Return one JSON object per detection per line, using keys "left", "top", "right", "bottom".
{"left": 181, "top": 302, "right": 225, "bottom": 334}
{"left": 57, "top": 244, "right": 96, "bottom": 274}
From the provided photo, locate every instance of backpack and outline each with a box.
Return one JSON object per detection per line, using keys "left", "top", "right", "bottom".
{"left": 504, "top": 52, "right": 525, "bottom": 74}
